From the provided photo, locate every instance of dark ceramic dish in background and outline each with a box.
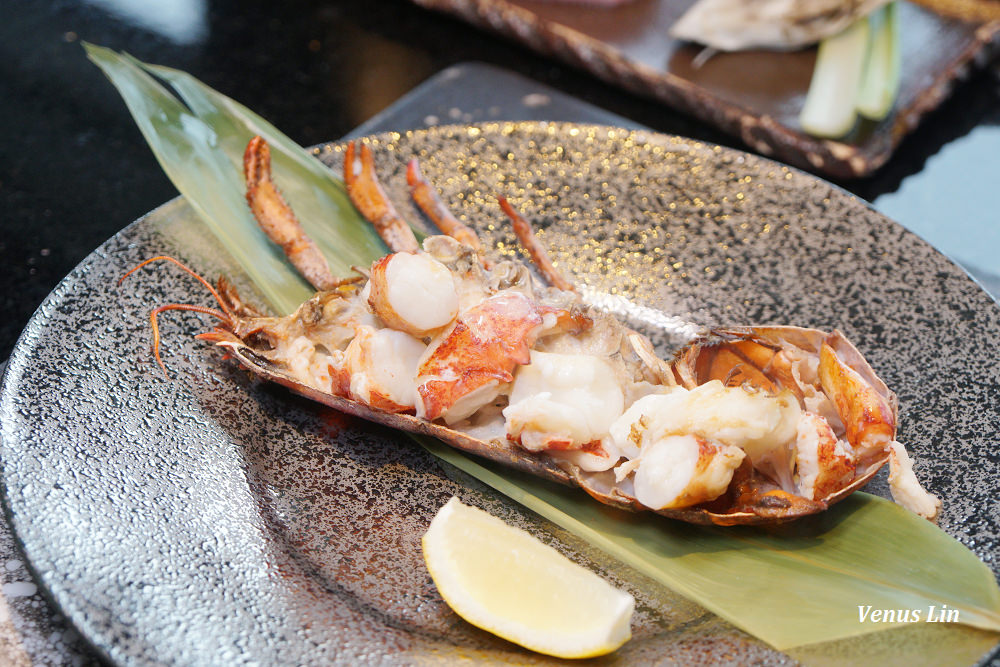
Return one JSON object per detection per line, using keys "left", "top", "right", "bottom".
{"left": 1, "top": 124, "right": 998, "bottom": 664}
{"left": 412, "top": 0, "right": 1000, "bottom": 178}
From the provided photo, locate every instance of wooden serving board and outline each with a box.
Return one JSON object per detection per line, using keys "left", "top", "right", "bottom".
{"left": 411, "top": 0, "right": 1000, "bottom": 178}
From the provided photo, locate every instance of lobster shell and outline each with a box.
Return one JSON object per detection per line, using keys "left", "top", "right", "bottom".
{"left": 219, "top": 323, "right": 893, "bottom": 526}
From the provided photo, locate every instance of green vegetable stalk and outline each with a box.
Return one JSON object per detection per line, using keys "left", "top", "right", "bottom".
{"left": 800, "top": 2, "right": 901, "bottom": 139}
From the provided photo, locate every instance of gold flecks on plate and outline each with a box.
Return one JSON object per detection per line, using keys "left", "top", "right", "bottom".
{"left": 339, "top": 121, "right": 871, "bottom": 332}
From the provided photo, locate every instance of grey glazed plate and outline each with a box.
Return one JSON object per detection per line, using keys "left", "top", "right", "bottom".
{"left": 2, "top": 123, "right": 999, "bottom": 665}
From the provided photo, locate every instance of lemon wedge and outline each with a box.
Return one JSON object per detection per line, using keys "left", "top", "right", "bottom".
{"left": 422, "top": 497, "right": 634, "bottom": 659}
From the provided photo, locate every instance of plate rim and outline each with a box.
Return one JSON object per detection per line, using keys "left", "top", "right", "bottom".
{"left": 3, "top": 121, "right": 999, "bottom": 665}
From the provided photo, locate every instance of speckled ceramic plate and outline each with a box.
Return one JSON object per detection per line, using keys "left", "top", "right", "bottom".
{"left": 2, "top": 124, "right": 999, "bottom": 665}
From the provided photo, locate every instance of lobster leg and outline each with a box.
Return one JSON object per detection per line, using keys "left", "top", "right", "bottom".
{"left": 498, "top": 196, "right": 576, "bottom": 293}
{"left": 343, "top": 141, "right": 420, "bottom": 253}
{"left": 407, "top": 159, "right": 490, "bottom": 267}
{"left": 244, "top": 136, "right": 339, "bottom": 291}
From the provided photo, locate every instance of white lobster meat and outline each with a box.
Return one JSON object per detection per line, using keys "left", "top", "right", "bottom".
{"left": 129, "top": 137, "right": 941, "bottom": 526}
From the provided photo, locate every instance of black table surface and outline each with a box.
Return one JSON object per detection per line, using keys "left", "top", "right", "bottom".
{"left": 2, "top": 1, "right": 1000, "bottom": 664}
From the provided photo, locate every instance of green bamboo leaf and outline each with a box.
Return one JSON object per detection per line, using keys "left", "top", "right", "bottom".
{"left": 132, "top": 58, "right": 406, "bottom": 259}
{"left": 89, "top": 46, "right": 1000, "bottom": 662}
{"left": 85, "top": 43, "right": 311, "bottom": 313}
{"left": 788, "top": 622, "right": 1000, "bottom": 667}
{"left": 418, "top": 436, "right": 1000, "bottom": 653}
{"left": 84, "top": 43, "right": 389, "bottom": 313}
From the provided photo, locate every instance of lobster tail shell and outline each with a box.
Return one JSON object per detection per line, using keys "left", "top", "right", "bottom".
{"left": 213, "top": 323, "right": 893, "bottom": 526}
{"left": 670, "top": 325, "right": 894, "bottom": 488}
{"left": 221, "top": 340, "right": 574, "bottom": 486}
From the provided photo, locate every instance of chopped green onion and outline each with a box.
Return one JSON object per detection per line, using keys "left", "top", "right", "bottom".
{"left": 799, "top": 17, "right": 871, "bottom": 139}
{"left": 857, "top": 2, "right": 902, "bottom": 120}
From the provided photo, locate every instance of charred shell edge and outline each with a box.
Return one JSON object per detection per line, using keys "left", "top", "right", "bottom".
{"left": 223, "top": 322, "right": 892, "bottom": 527}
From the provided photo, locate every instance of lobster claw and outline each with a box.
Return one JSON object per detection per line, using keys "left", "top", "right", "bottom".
{"left": 818, "top": 332, "right": 897, "bottom": 463}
